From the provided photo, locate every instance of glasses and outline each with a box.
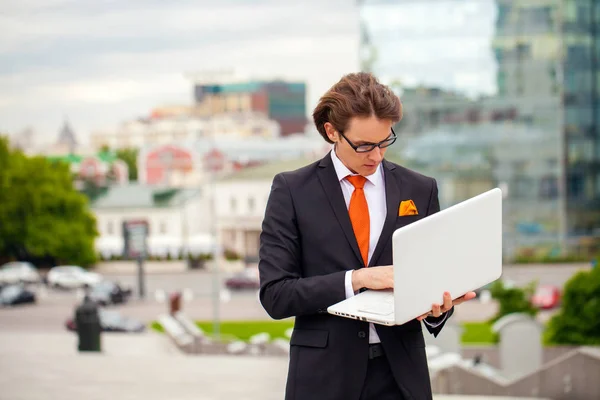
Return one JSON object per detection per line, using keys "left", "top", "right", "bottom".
{"left": 338, "top": 128, "right": 397, "bottom": 153}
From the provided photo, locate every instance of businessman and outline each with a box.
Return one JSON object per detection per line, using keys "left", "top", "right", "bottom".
{"left": 259, "top": 72, "right": 475, "bottom": 400}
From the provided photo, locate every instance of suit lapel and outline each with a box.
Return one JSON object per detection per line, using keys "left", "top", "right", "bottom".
{"left": 369, "top": 160, "right": 402, "bottom": 267}
{"left": 316, "top": 153, "right": 365, "bottom": 267}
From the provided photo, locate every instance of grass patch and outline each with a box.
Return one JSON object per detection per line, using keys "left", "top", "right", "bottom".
{"left": 150, "top": 321, "right": 164, "bottom": 333}
{"left": 152, "top": 319, "right": 499, "bottom": 344}
{"left": 461, "top": 322, "right": 498, "bottom": 344}
{"left": 195, "top": 320, "right": 294, "bottom": 341}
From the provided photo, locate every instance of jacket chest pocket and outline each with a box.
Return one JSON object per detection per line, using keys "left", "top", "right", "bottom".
{"left": 395, "top": 215, "right": 424, "bottom": 229}
{"left": 290, "top": 329, "right": 329, "bottom": 348}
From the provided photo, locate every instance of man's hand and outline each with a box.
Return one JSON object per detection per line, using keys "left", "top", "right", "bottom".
{"left": 416, "top": 291, "right": 477, "bottom": 321}
{"left": 351, "top": 266, "right": 394, "bottom": 292}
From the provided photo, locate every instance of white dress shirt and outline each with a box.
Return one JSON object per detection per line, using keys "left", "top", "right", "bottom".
{"left": 331, "top": 148, "right": 447, "bottom": 344}
{"left": 331, "top": 148, "right": 386, "bottom": 343}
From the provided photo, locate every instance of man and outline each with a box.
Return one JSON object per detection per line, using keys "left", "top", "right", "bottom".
{"left": 259, "top": 72, "right": 475, "bottom": 400}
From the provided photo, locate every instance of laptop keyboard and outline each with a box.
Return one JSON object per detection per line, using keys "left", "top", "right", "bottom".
{"left": 358, "top": 295, "right": 395, "bottom": 316}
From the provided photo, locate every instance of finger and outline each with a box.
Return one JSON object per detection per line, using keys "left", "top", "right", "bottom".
{"left": 442, "top": 292, "right": 453, "bottom": 312}
{"left": 465, "top": 291, "right": 477, "bottom": 300}
{"left": 432, "top": 303, "right": 441, "bottom": 317}
{"left": 453, "top": 291, "right": 477, "bottom": 306}
{"left": 417, "top": 310, "right": 432, "bottom": 321}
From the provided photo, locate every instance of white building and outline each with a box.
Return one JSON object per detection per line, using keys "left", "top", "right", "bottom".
{"left": 91, "top": 157, "right": 320, "bottom": 262}
{"left": 214, "top": 157, "right": 320, "bottom": 260}
{"left": 90, "top": 112, "right": 281, "bottom": 151}
{"left": 91, "top": 183, "right": 213, "bottom": 259}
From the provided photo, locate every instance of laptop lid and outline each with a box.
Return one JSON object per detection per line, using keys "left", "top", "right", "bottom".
{"left": 391, "top": 188, "right": 503, "bottom": 325}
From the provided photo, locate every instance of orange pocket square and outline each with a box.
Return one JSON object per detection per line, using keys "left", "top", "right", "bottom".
{"left": 399, "top": 200, "right": 418, "bottom": 216}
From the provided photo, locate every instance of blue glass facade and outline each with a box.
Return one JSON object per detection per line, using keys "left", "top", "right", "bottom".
{"left": 359, "top": 0, "right": 599, "bottom": 257}
{"left": 194, "top": 80, "right": 307, "bottom": 136}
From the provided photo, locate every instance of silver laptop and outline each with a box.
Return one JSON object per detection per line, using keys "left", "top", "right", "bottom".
{"left": 328, "top": 188, "right": 503, "bottom": 326}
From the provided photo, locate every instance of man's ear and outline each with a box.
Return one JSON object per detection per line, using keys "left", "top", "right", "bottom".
{"left": 323, "top": 122, "right": 338, "bottom": 143}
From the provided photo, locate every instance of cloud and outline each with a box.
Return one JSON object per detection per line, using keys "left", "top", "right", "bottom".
{"left": 0, "top": 1, "right": 360, "bottom": 142}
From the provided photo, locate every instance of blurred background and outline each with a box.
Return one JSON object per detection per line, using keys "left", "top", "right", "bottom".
{"left": 0, "top": 1, "right": 598, "bottom": 399}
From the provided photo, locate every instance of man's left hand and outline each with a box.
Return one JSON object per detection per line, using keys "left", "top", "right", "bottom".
{"left": 416, "top": 291, "right": 476, "bottom": 321}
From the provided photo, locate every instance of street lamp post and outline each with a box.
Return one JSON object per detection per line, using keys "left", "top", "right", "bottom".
{"left": 206, "top": 146, "right": 223, "bottom": 340}
{"left": 211, "top": 164, "right": 220, "bottom": 339}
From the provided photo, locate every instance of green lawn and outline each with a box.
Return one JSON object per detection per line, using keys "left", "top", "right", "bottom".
{"left": 152, "top": 319, "right": 497, "bottom": 344}
{"left": 461, "top": 322, "right": 498, "bottom": 344}
{"left": 195, "top": 320, "right": 295, "bottom": 341}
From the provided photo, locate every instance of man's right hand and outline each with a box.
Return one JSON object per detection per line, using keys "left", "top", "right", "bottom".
{"left": 351, "top": 266, "right": 394, "bottom": 292}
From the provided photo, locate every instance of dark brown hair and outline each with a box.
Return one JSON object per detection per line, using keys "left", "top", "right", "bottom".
{"left": 312, "top": 72, "right": 402, "bottom": 144}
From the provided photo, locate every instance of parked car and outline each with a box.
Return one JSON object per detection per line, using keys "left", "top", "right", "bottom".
{"left": 88, "top": 281, "right": 132, "bottom": 306}
{"left": 65, "top": 309, "right": 145, "bottom": 333}
{"left": 0, "top": 285, "right": 36, "bottom": 306}
{"left": 531, "top": 284, "right": 561, "bottom": 309}
{"left": 0, "top": 262, "right": 41, "bottom": 285}
{"left": 225, "top": 267, "right": 260, "bottom": 290}
{"left": 47, "top": 265, "right": 102, "bottom": 289}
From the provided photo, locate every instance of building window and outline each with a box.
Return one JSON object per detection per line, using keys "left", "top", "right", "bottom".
{"left": 230, "top": 198, "right": 237, "bottom": 213}
{"left": 512, "top": 161, "right": 527, "bottom": 174}
{"left": 568, "top": 172, "right": 585, "bottom": 199}
{"left": 515, "top": 43, "right": 531, "bottom": 60}
{"left": 539, "top": 176, "right": 558, "bottom": 199}
{"left": 497, "top": 71, "right": 506, "bottom": 95}
{"left": 248, "top": 197, "right": 255, "bottom": 212}
{"left": 160, "top": 221, "right": 167, "bottom": 234}
{"left": 513, "top": 176, "right": 533, "bottom": 199}
{"left": 107, "top": 221, "right": 113, "bottom": 235}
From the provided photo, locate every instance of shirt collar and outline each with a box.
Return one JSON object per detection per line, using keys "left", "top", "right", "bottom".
{"left": 330, "top": 146, "right": 383, "bottom": 187}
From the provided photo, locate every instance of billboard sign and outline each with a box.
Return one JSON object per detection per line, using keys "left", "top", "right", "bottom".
{"left": 123, "top": 220, "right": 149, "bottom": 259}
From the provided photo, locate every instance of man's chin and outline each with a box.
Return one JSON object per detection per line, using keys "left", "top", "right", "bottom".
{"left": 360, "top": 165, "right": 378, "bottom": 176}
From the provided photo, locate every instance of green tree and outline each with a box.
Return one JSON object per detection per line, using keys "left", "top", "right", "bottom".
{"left": 545, "top": 267, "right": 600, "bottom": 345}
{"left": 115, "top": 148, "right": 138, "bottom": 181}
{"left": 0, "top": 136, "right": 98, "bottom": 267}
{"left": 489, "top": 280, "right": 539, "bottom": 322}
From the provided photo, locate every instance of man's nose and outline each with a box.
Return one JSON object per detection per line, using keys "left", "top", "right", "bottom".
{"left": 369, "top": 147, "right": 383, "bottom": 162}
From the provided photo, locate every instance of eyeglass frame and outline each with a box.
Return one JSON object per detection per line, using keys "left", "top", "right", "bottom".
{"left": 337, "top": 127, "right": 397, "bottom": 153}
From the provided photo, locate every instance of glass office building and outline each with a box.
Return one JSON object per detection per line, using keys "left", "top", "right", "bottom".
{"left": 358, "top": 0, "right": 599, "bottom": 258}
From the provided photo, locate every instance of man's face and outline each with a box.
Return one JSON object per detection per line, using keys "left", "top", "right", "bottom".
{"left": 325, "top": 116, "right": 393, "bottom": 177}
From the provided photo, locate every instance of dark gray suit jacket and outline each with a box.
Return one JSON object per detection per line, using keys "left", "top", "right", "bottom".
{"left": 258, "top": 152, "right": 453, "bottom": 400}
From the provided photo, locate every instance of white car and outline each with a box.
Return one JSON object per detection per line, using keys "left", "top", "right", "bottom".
{"left": 47, "top": 265, "right": 102, "bottom": 289}
{"left": 0, "top": 262, "right": 41, "bottom": 284}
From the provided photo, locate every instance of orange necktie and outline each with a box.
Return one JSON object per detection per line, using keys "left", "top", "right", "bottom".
{"left": 346, "top": 175, "right": 370, "bottom": 266}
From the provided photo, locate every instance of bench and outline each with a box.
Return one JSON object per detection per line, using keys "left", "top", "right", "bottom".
{"left": 157, "top": 314, "right": 194, "bottom": 351}
{"left": 174, "top": 312, "right": 206, "bottom": 352}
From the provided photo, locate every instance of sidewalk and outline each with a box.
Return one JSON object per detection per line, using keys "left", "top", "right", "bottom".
{"left": 0, "top": 332, "right": 549, "bottom": 400}
{"left": 0, "top": 331, "right": 287, "bottom": 400}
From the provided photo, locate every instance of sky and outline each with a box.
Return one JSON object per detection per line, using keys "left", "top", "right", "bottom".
{"left": 0, "top": 0, "right": 497, "bottom": 146}
{"left": 0, "top": 0, "right": 361, "bottom": 145}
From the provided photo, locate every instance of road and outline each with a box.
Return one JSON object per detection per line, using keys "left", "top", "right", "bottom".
{"left": 500, "top": 263, "right": 590, "bottom": 287}
{"left": 0, "top": 285, "right": 270, "bottom": 333}
{"left": 0, "top": 264, "right": 588, "bottom": 333}
{"left": 96, "top": 263, "right": 590, "bottom": 294}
